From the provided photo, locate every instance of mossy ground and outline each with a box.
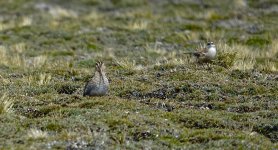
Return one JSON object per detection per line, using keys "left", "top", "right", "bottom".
{"left": 0, "top": 0, "right": 277, "bottom": 149}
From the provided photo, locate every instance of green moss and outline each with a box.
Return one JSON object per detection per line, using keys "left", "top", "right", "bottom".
{"left": 230, "top": 70, "right": 251, "bottom": 79}
{"left": 106, "top": 118, "right": 134, "bottom": 130}
{"left": 245, "top": 37, "right": 271, "bottom": 47}
{"left": 86, "top": 43, "right": 102, "bottom": 52}
{"left": 110, "top": 0, "right": 147, "bottom": 7}
{"left": 47, "top": 50, "right": 75, "bottom": 57}
{"left": 178, "top": 115, "right": 226, "bottom": 129}
{"left": 160, "top": 136, "right": 182, "bottom": 146}
{"left": 55, "top": 83, "right": 80, "bottom": 94}
{"left": 183, "top": 24, "right": 204, "bottom": 31}
{"left": 81, "top": 0, "right": 100, "bottom": 6}
{"left": 44, "top": 123, "right": 64, "bottom": 132}
{"left": 163, "top": 33, "right": 187, "bottom": 44}
{"left": 24, "top": 86, "right": 55, "bottom": 96}
{"left": 214, "top": 51, "right": 237, "bottom": 68}
{"left": 208, "top": 13, "right": 229, "bottom": 21}
{"left": 79, "top": 100, "right": 106, "bottom": 108}
{"left": 227, "top": 37, "right": 241, "bottom": 44}
{"left": 254, "top": 123, "right": 278, "bottom": 142}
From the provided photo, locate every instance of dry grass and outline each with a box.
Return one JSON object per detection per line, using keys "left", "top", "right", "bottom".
{"left": 216, "top": 41, "right": 277, "bottom": 71}
{"left": 145, "top": 43, "right": 167, "bottom": 56}
{"left": 0, "top": 94, "right": 14, "bottom": 114}
{"left": 27, "top": 129, "right": 48, "bottom": 139}
{"left": 115, "top": 58, "right": 144, "bottom": 72}
{"left": 126, "top": 20, "right": 149, "bottom": 30}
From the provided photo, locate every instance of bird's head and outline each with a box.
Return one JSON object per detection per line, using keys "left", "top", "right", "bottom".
{"left": 95, "top": 61, "right": 106, "bottom": 73}
{"left": 207, "top": 42, "right": 215, "bottom": 48}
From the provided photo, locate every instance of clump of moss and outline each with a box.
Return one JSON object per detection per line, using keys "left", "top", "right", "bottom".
{"left": 207, "top": 12, "right": 229, "bottom": 21}
{"left": 163, "top": 33, "right": 188, "bottom": 44}
{"left": 214, "top": 51, "right": 237, "bottom": 68}
{"left": 227, "top": 37, "right": 241, "bottom": 44}
{"left": 77, "top": 59, "right": 96, "bottom": 68}
{"left": 44, "top": 122, "right": 64, "bottom": 132}
{"left": 254, "top": 123, "right": 278, "bottom": 142}
{"left": 86, "top": 43, "right": 102, "bottom": 52}
{"left": 183, "top": 24, "right": 204, "bottom": 31}
{"left": 47, "top": 50, "right": 75, "bottom": 57}
{"left": 245, "top": 37, "right": 271, "bottom": 48}
{"left": 229, "top": 69, "right": 251, "bottom": 79}
{"left": 55, "top": 83, "right": 80, "bottom": 94}
{"left": 110, "top": 0, "right": 147, "bottom": 7}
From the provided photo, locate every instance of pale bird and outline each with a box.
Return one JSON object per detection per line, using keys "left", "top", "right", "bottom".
{"left": 185, "top": 42, "right": 217, "bottom": 63}
{"left": 83, "top": 61, "right": 109, "bottom": 96}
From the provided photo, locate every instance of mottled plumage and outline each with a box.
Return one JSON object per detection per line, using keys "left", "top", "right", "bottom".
{"left": 185, "top": 42, "right": 217, "bottom": 63}
{"left": 83, "top": 61, "right": 109, "bottom": 96}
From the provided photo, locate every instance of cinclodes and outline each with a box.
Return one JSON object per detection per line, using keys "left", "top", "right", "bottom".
{"left": 185, "top": 42, "right": 217, "bottom": 63}
{"left": 83, "top": 61, "right": 109, "bottom": 96}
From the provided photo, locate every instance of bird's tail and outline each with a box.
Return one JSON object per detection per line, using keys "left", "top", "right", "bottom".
{"left": 193, "top": 52, "right": 201, "bottom": 57}
{"left": 184, "top": 52, "right": 201, "bottom": 58}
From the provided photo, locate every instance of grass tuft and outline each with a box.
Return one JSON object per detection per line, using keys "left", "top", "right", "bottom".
{"left": 0, "top": 94, "right": 14, "bottom": 114}
{"left": 115, "top": 58, "right": 144, "bottom": 74}
{"left": 215, "top": 51, "right": 237, "bottom": 68}
{"left": 27, "top": 129, "right": 48, "bottom": 139}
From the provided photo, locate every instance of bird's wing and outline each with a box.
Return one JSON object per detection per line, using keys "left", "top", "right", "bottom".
{"left": 202, "top": 47, "right": 209, "bottom": 53}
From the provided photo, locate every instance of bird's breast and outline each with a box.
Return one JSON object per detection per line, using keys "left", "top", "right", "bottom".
{"left": 206, "top": 47, "right": 216, "bottom": 59}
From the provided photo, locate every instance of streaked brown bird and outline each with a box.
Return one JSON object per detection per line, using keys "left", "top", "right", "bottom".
{"left": 83, "top": 61, "right": 109, "bottom": 96}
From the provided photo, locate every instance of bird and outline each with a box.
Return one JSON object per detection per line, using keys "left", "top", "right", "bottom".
{"left": 184, "top": 42, "right": 217, "bottom": 63}
{"left": 83, "top": 61, "right": 109, "bottom": 96}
